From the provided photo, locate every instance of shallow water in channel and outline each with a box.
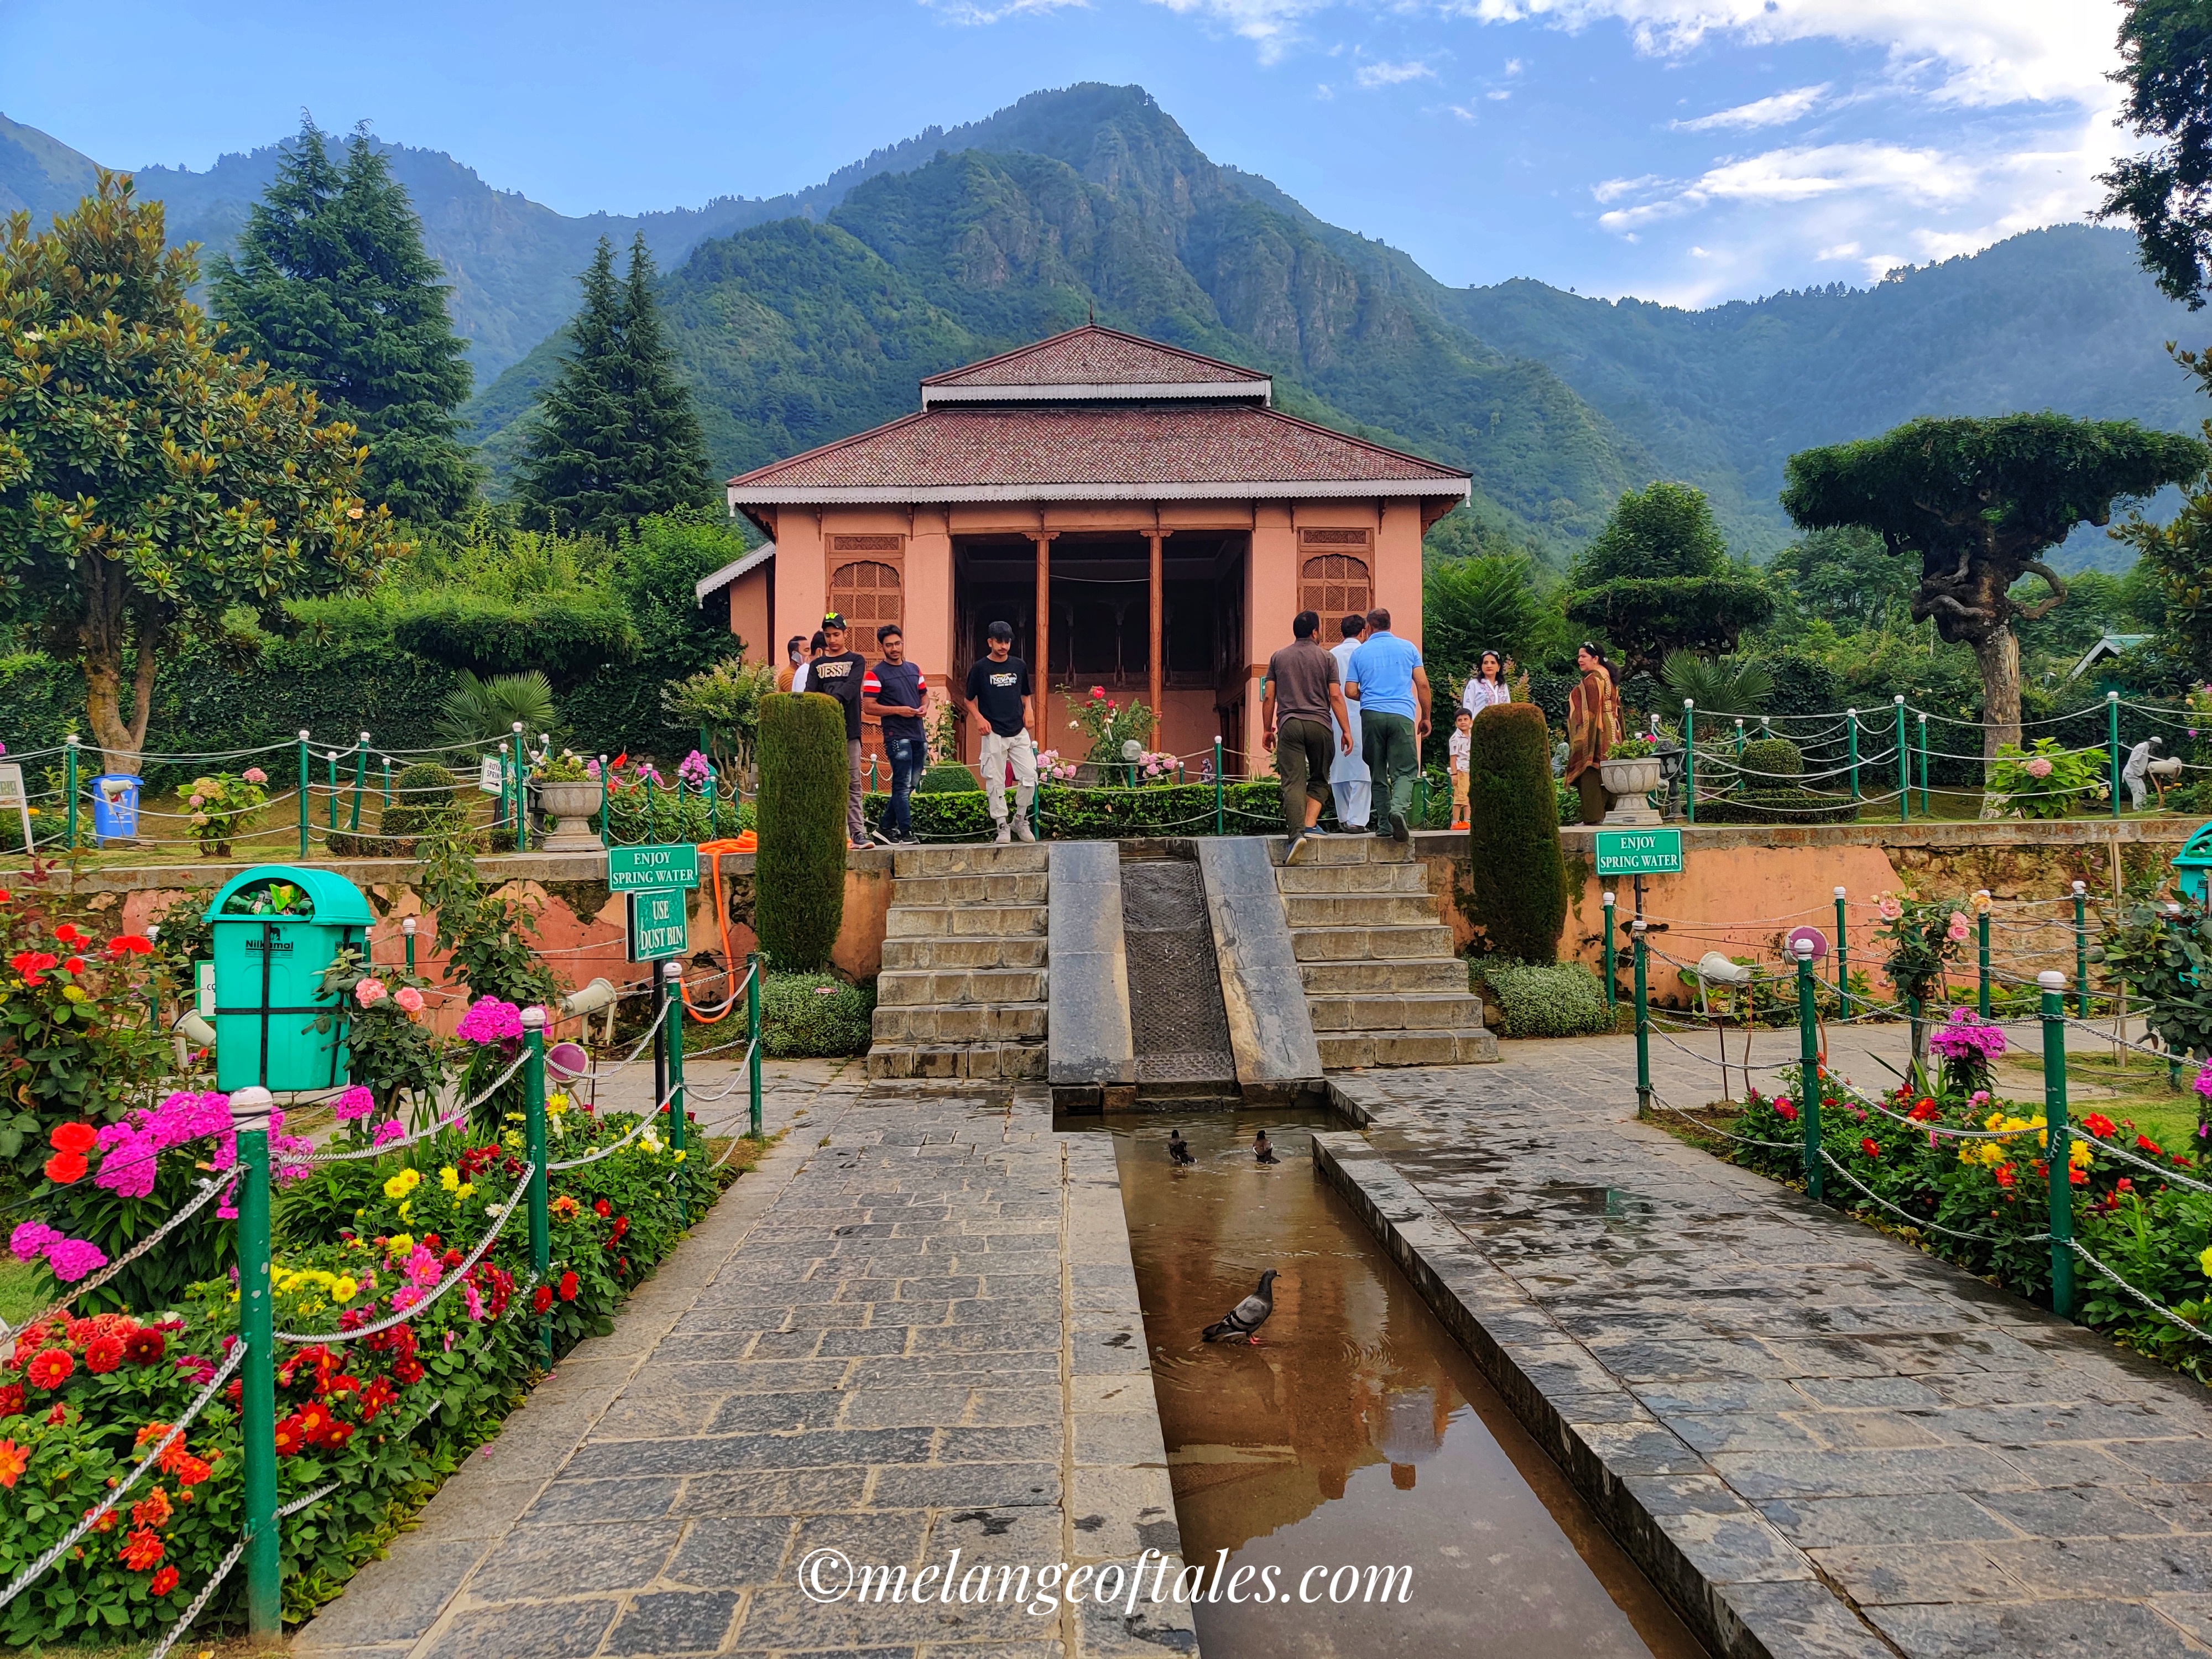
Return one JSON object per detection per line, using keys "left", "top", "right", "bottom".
{"left": 1075, "top": 1108, "right": 1707, "bottom": 1659}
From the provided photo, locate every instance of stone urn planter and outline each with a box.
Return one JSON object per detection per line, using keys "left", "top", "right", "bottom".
{"left": 534, "top": 779, "right": 606, "bottom": 853}
{"left": 1598, "top": 756, "right": 1663, "bottom": 826}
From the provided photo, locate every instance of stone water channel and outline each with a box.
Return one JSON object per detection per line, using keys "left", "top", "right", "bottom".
{"left": 1067, "top": 1105, "right": 1708, "bottom": 1659}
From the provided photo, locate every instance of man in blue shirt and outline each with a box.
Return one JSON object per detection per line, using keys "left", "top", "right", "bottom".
{"left": 1344, "top": 607, "right": 1432, "bottom": 842}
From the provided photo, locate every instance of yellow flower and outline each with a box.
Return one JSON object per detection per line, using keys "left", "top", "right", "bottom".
{"left": 397, "top": 1198, "right": 413, "bottom": 1223}
{"left": 387, "top": 1233, "right": 414, "bottom": 1256}
{"left": 2200, "top": 1245, "right": 2212, "bottom": 1277}
{"left": 2069, "top": 1139, "right": 2092, "bottom": 1168}
{"left": 456, "top": 1183, "right": 474, "bottom": 1200}
{"left": 503, "top": 1130, "right": 523, "bottom": 1151}
{"left": 440, "top": 1166, "right": 461, "bottom": 1192}
{"left": 332, "top": 1276, "right": 358, "bottom": 1302}
{"left": 61, "top": 985, "right": 88, "bottom": 1004}
{"left": 382, "top": 1168, "right": 421, "bottom": 1200}
{"left": 504, "top": 1112, "right": 524, "bottom": 1124}
{"left": 548, "top": 1092, "right": 570, "bottom": 1111}
{"left": 672, "top": 1149, "right": 686, "bottom": 1164}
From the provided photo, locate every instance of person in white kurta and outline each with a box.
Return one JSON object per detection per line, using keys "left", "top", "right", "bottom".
{"left": 1328, "top": 615, "right": 1370, "bottom": 828}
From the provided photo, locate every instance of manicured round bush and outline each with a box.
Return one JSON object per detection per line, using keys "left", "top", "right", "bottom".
{"left": 1701, "top": 734, "right": 1855, "bottom": 823}
{"left": 1471, "top": 959, "right": 1615, "bottom": 1038}
{"left": 1467, "top": 703, "right": 1567, "bottom": 963}
{"left": 377, "top": 760, "right": 469, "bottom": 853}
{"left": 917, "top": 761, "right": 980, "bottom": 793}
{"left": 760, "top": 971, "right": 877, "bottom": 1057}
{"left": 1738, "top": 737, "right": 1804, "bottom": 779}
{"left": 756, "top": 693, "right": 848, "bottom": 971}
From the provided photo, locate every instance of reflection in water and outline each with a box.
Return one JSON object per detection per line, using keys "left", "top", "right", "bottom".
{"left": 1094, "top": 1110, "right": 1707, "bottom": 1659}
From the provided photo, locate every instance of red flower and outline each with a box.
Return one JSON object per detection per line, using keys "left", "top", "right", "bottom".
{"left": 25, "top": 1349, "right": 73, "bottom": 1390}
{"left": 131, "top": 1486, "right": 171, "bottom": 1528}
{"left": 558, "top": 1271, "right": 578, "bottom": 1302}
{"left": 1860, "top": 1138, "right": 1881, "bottom": 1160}
{"left": 43, "top": 1150, "right": 87, "bottom": 1185}
{"left": 2070, "top": 1166, "right": 2088, "bottom": 1186}
{"left": 296, "top": 1403, "right": 333, "bottom": 1443}
{"left": 533, "top": 1285, "right": 553, "bottom": 1314}
{"left": 611, "top": 1216, "right": 629, "bottom": 1241}
{"left": 1995, "top": 1164, "right": 2017, "bottom": 1188}
{"left": 0, "top": 1385, "right": 22, "bottom": 1418}
{"left": 1775, "top": 1101, "right": 1799, "bottom": 1121}
{"left": 2083, "top": 1113, "right": 2117, "bottom": 1139}
{"left": 52, "top": 923, "right": 86, "bottom": 947}
{"left": 392, "top": 1357, "right": 425, "bottom": 1384}
{"left": 42, "top": 1402, "right": 64, "bottom": 1427}
{"left": 134, "top": 1421, "right": 170, "bottom": 1448}
{"left": 122, "top": 1329, "right": 165, "bottom": 1366}
{"left": 48, "top": 1121, "right": 97, "bottom": 1156}
{"left": 149, "top": 1566, "right": 179, "bottom": 1597}
{"left": 1089, "top": 686, "right": 1105, "bottom": 699}
{"left": 84, "top": 1336, "right": 124, "bottom": 1375}
{"left": 118, "top": 1528, "right": 164, "bottom": 1572}
{"left": 88, "top": 1505, "right": 118, "bottom": 1532}
{"left": 61, "top": 956, "right": 84, "bottom": 975}
{"left": 272, "top": 1415, "right": 305, "bottom": 1456}
{"left": 9, "top": 950, "right": 58, "bottom": 984}
{"left": 107, "top": 935, "right": 153, "bottom": 957}
{"left": 322, "top": 1422, "right": 354, "bottom": 1451}
{"left": 2138, "top": 1135, "right": 2164, "bottom": 1155}
{"left": 1907, "top": 1100, "right": 1940, "bottom": 1124}
{"left": 0, "top": 1438, "right": 24, "bottom": 1489}
{"left": 173, "top": 1454, "right": 212, "bottom": 1488}
{"left": 593, "top": 1198, "right": 611, "bottom": 1217}
{"left": 2117, "top": 1178, "right": 2135, "bottom": 1194}
{"left": 442, "top": 1249, "right": 463, "bottom": 1269}
{"left": 225, "top": 1380, "right": 243, "bottom": 1406}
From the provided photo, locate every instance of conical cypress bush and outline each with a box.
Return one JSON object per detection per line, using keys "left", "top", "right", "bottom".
{"left": 1467, "top": 703, "right": 1567, "bottom": 963}
{"left": 755, "top": 693, "right": 848, "bottom": 971}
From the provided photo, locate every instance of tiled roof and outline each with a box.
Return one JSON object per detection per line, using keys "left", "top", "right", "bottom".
{"left": 919, "top": 325, "right": 1265, "bottom": 393}
{"left": 726, "top": 403, "right": 1468, "bottom": 502}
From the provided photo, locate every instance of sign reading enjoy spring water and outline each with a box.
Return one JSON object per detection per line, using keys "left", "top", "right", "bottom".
{"left": 608, "top": 844, "right": 701, "bottom": 891}
{"left": 1593, "top": 828, "right": 1684, "bottom": 876}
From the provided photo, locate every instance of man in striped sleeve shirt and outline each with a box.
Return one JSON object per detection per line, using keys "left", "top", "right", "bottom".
{"left": 863, "top": 624, "right": 928, "bottom": 844}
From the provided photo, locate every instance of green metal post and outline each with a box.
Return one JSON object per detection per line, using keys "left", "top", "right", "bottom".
{"left": 1796, "top": 940, "right": 1823, "bottom": 1200}
{"left": 1848, "top": 709, "right": 1861, "bottom": 801}
{"left": 746, "top": 950, "right": 764, "bottom": 1139}
{"left": 349, "top": 733, "right": 368, "bottom": 832}
{"left": 1683, "top": 700, "right": 1697, "bottom": 823}
{"left": 2109, "top": 691, "right": 2122, "bottom": 820}
{"left": 1213, "top": 739, "right": 1224, "bottom": 835}
{"left": 521, "top": 1005, "right": 550, "bottom": 1360}
{"left": 1834, "top": 885, "right": 1851, "bottom": 1019}
{"left": 63, "top": 735, "right": 79, "bottom": 851}
{"left": 1977, "top": 891, "right": 1992, "bottom": 1019}
{"left": 1917, "top": 713, "right": 1930, "bottom": 816}
{"left": 2073, "top": 880, "right": 2089, "bottom": 1018}
{"left": 664, "top": 960, "right": 688, "bottom": 1218}
{"left": 1632, "top": 921, "right": 1651, "bottom": 1114}
{"left": 1895, "top": 697, "right": 1910, "bottom": 823}
{"left": 296, "top": 731, "right": 311, "bottom": 858}
{"left": 512, "top": 724, "right": 529, "bottom": 853}
{"left": 1601, "top": 890, "right": 1617, "bottom": 1015}
{"left": 403, "top": 915, "right": 417, "bottom": 975}
{"left": 229, "top": 1086, "right": 281, "bottom": 1635}
{"left": 2041, "top": 971, "right": 2074, "bottom": 1318}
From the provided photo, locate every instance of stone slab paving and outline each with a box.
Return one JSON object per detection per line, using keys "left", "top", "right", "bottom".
{"left": 1320, "top": 1039, "right": 2212, "bottom": 1659}
{"left": 294, "top": 1071, "right": 1192, "bottom": 1659}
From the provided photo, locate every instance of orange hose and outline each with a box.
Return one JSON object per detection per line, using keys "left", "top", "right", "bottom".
{"left": 679, "top": 834, "right": 755, "bottom": 1022}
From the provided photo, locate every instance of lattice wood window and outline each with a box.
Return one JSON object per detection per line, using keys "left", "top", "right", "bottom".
{"left": 829, "top": 560, "right": 902, "bottom": 630}
{"left": 1300, "top": 551, "right": 1372, "bottom": 620}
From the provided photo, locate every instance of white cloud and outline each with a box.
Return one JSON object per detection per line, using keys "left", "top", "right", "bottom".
{"left": 1447, "top": 102, "right": 1481, "bottom": 120}
{"left": 1673, "top": 83, "right": 1827, "bottom": 131}
{"left": 1815, "top": 240, "right": 1862, "bottom": 260}
{"left": 1486, "top": 88, "right": 1512, "bottom": 100}
{"left": 1504, "top": 55, "right": 1525, "bottom": 73}
{"left": 1355, "top": 59, "right": 1440, "bottom": 86}
{"left": 919, "top": 0, "right": 1087, "bottom": 20}
{"left": 1592, "top": 171, "right": 1672, "bottom": 204}
{"left": 1145, "top": 0, "right": 1334, "bottom": 62}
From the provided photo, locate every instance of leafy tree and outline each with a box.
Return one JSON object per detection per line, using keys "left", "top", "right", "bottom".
{"left": 1563, "top": 481, "right": 1771, "bottom": 677}
{"left": 514, "top": 235, "right": 713, "bottom": 538}
{"left": 1658, "top": 652, "right": 1773, "bottom": 717}
{"left": 2099, "top": 0, "right": 2212, "bottom": 309}
{"left": 1764, "top": 526, "right": 1917, "bottom": 637}
{"left": 1783, "top": 414, "right": 2205, "bottom": 758}
{"left": 0, "top": 173, "right": 403, "bottom": 773}
{"left": 212, "top": 121, "right": 478, "bottom": 521}
{"left": 1422, "top": 555, "right": 1561, "bottom": 686}
{"left": 2115, "top": 346, "right": 2212, "bottom": 687}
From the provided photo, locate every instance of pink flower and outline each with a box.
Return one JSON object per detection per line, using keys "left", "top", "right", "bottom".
{"left": 372, "top": 1121, "right": 405, "bottom": 1149}
{"left": 1877, "top": 895, "right": 1902, "bottom": 921}
{"left": 455, "top": 998, "right": 523, "bottom": 1045}
{"left": 44, "top": 1238, "right": 109, "bottom": 1282}
{"left": 1946, "top": 913, "right": 1971, "bottom": 943}
{"left": 406, "top": 1246, "right": 443, "bottom": 1289}
{"left": 332, "top": 1086, "right": 377, "bottom": 1123}
{"left": 242, "top": 767, "right": 267, "bottom": 785}
{"left": 2024, "top": 757, "right": 2054, "bottom": 779}
{"left": 355, "top": 977, "right": 388, "bottom": 1008}
{"left": 387, "top": 1285, "right": 423, "bottom": 1313}
{"left": 463, "top": 1279, "right": 486, "bottom": 1322}
{"left": 10, "top": 1222, "right": 61, "bottom": 1262}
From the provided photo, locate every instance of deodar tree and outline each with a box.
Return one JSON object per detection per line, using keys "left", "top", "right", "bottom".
{"left": 0, "top": 174, "right": 404, "bottom": 773}
{"left": 1781, "top": 415, "right": 2205, "bottom": 759}
{"left": 1562, "top": 480, "right": 1770, "bottom": 679}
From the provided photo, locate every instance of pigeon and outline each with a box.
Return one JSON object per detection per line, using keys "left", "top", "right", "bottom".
{"left": 1253, "top": 1130, "right": 1280, "bottom": 1165}
{"left": 1167, "top": 1129, "right": 1196, "bottom": 1165}
{"left": 1203, "top": 1269, "right": 1280, "bottom": 1344}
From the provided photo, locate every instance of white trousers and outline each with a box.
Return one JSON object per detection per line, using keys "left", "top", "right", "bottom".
{"left": 979, "top": 729, "right": 1037, "bottom": 822}
{"left": 1331, "top": 779, "right": 1372, "bottom": 829}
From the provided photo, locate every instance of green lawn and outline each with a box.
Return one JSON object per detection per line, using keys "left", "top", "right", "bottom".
{"left": 0, "top": 1255, "right": 51, "bottom": 1326}
{"left": 1994, "top": 1050, "right": 2204, "bottom": 1149}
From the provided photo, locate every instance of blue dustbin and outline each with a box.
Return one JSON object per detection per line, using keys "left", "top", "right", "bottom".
{"left": 91, "top": 774, "right": 141, "bottom": 842}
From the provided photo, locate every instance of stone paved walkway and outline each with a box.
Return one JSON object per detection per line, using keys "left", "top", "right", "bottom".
{"left": 1330, "top": 1039, "right": 2212, "bottom": 1658}
{"left": 295, "top": 1073, "right": 1190, "bottom": 1659}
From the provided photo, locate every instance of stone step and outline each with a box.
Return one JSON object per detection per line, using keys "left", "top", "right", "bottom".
{"left": 1298, "top": 958, "right": 1470, "bottom": 995}
{"left": 1290, "top": 924, "right": 1457, "bottom": 963}
{"left": 865, "top": 1042, "right": 1047, "bottom": 1082}
{"left": 891, "top": 843, "right": 1048, "bottom": 878}
{"left": 1266, "top": 834, "right": 1413, "bottom": 867}
{"left": 1274, "top": 861, "right": 1430, "bottom": 895}
{"left": 1283, "top": 893, "right": 1439, "bottom": 929}
{"left": 872, "top": 1002, "right": 1048, "bottom": 1044}
{"left": 879, "top": 935, "right": 1048, "bottom": 971}
{"left": 1306, "top": 992, "right": 1487, "bottom": 1032}
{"left": 877, "top": 967, "right": 1048, "bottom": 1006}
{"left": 891, "top": 871, "right": 1048, "bottom": 906}
{"left": 885, "top": 904, "right": 1048, "bottom": 939}
{"left": 1318, "top": 1028, "right": 1498, "bottom": 1069}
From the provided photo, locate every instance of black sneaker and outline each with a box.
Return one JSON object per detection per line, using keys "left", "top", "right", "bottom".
{"left": 1390, "top": 812, "right": 1410, "bottom": 843}
{"left": 1285, "top": 831, "right": 1312, "bottom": 865}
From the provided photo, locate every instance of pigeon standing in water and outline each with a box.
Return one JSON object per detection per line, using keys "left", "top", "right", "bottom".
{"left": 1253, "top": 1130, "right": 1280, "bottom": 1165}
{"left": 1167, "top": 1129, "right": 1196, "bottom": 1165}
{"left": 1203, "top": 1269, "right": 1280, "bottom": 1344}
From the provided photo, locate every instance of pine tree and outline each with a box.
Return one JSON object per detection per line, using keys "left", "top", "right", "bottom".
{"left": 211, "top": 121, "right": 479, "bottom": 522}
{"left": 514, "top": 234, "right": 713, "bottom": 538}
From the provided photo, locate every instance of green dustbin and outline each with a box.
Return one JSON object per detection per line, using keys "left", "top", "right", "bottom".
{"left": 204, "top": 865, "right": 372, "bottom": 1093}
{"left": 2176, "top": 822, "right": 2212, "bottom": 906}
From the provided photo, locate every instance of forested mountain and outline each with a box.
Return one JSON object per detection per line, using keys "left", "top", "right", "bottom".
{"left": 8, "top": 86, "right": 2208, "bottom": 562}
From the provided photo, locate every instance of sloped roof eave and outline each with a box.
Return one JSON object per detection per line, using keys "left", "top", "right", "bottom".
{"left": 724, "top": 479, "right": 1471, "bottom": 505}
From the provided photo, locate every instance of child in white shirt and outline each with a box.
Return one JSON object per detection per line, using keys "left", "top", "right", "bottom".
{"left": 1448, "top": 708, "right": 1473, "bottom": 826}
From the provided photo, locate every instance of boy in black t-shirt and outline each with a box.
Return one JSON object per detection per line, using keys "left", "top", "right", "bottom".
{"left": 805, "top": 613, "right": 870, "bottom": 848}
{"left": 863, "top": 624, "right": 927, "bottom": 844}
{"left": 961, "top": 621, "right": 1036, "bottom": 844}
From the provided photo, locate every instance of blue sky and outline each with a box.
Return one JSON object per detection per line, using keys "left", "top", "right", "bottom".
{"left": 1, "top": 1, "right": 2125, "bottom": 306}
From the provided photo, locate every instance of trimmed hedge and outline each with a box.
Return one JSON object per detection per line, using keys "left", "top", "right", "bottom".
{"left": 917, "top": 762, "right": 980, "bottom": 793}
{"left": 1467, "top": 703, "right": 1567, "bottom": 963}
{"left": 864, "top": 780, "right": 1285, "bottom": 841}
{"left": 1698, "top": 736, "right": 1858, "bottom": 824}
{"left": 755, "top": 693, "right": 848, "bottom": 971}
{"left": 760, "top": 971, "right": 877, "bottom": 1057}
{"left": 1470, "top": 959, "right": 1616, "bottom": 1038}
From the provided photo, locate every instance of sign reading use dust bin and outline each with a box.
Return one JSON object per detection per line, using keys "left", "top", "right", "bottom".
{"left": 1593, "top": 827, "right": 1684, "bottom": 877}
{"left": 91, "top": 775, "right": 141, "bottom": 841}
{"left": 204, "top": 865, "right": 371, "bottom": 1092}
{"left": 627, "top": 887, "right": 688, "bottom": 962}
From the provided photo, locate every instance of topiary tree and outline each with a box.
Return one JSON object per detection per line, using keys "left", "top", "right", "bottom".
{"left": 755, "top": 693, "right": 848, "bottom": 971}
{"left": 917, "top": 761, "right": 982, "bottom": 794}
{"left": 1564, "top": 481, "right": 1771, "bottom": 680}
{"left": 1465, "top": 703, "right": 1567, "bottom": 963}
{"left": 379, "top": 760, "right": 468, "bottom": 854}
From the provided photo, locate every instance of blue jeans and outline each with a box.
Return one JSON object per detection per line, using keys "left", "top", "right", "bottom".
{"left": 884, "top": 735, "right": 923, "bottom": 838}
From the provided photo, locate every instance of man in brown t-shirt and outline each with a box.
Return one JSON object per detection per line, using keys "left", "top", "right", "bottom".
{"left": 1262, "top": 609, "right": 1355, "bottom": 863}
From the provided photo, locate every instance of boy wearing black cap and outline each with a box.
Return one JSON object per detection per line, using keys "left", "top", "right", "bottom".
{"left": 807, "top": 612, "right": 871, "bottom": 849}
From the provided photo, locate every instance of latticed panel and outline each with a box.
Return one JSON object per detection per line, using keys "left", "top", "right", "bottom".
{"left": 1300, "top": 552, "right": 1371, "bottom": 620}
{"left": 830, "top": 560, "right": 903, "bottom": 628}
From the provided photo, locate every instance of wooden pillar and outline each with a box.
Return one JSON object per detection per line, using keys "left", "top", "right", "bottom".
{"left": 1031, "top": 533, "right": 1054, "bottom": 748}
{"left": 1146, "top": 529, "right": 1167, "bottom": 740}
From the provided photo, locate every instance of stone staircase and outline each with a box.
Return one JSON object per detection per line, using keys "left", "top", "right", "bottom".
{"left": 866, "top": 843, "right": 1050, "bottom": 1081}
{"left": 1269, "top": 836, "right": 1497, "bottom": 1069}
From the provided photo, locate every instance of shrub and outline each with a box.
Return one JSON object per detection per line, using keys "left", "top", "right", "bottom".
{"left": 1738, "top": 737, "right": 1803, "bottom": 779}
{"left": 756, "top": 693, "right": 848, "bottom": 971}
{"left": 864, "top": 780, "right": 1284, "bottom": 841}
{"left": 759, "top": 972, "right": 877, "bottom": 1057}
{"left": 917, "top": 761, "right": 980, "bottom": 793}
{"left": 1471, "top": 959, "right": 1615, "bottom": 1038}
{"left": 377, "top": 761, "right": 469, "bottom": 855}
{"left": 1466, "top": 704, "right": 1566, "bottom": 963}
{"left": 1694, "top": 734, "right": 1857, "bottom": 824}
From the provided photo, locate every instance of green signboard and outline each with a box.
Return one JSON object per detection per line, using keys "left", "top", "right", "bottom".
{"left": 627, "top": 887, "right": 689, "bottom": 963}
{"left": 1593, "top": 827, "right": 1684, "bottom": 876}
{"left": 608, "top": 843, "right": 700, "bottom": 892}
